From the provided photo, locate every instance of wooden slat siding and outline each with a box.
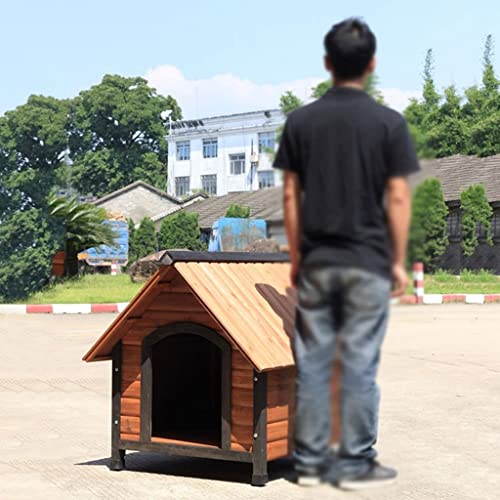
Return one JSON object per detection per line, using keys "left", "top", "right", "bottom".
{"left": 267, "top": 439, "right": 289, "bottom": 461}
{"left": 122, "top": 380, "right": 140, "bottom": 399}
{"left": 120, "top": 433, "right": 139, "bottom": 441}
{"left": 121, "top": 397, "right": 140, "bottom": 417}
{"left": 121, "top": 416, "right": 140, "bottom": 435}
{"left": 174, "top": 261, "right": 295, "bottom": 371}
{"left": 83, "top": 267, "right": 169, "bottom": 361}
{"left": 266, "top": 367, "right": 295, "bottom": 460}
{"left": 231, "top": 349, "right": 253, "bottom": 451}
{"left": 151, "top": 437, "right": 217, "bottom": 448}
{"left": 147, "top": 293, "right": 205, "bottom": 312}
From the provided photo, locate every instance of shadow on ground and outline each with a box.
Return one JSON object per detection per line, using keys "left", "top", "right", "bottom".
{"left": 77, "top": 453, "right": 294, "bottom": 484}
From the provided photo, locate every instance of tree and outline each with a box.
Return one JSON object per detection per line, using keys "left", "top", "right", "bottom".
{"left": 408, "top": 179, "right": 449, "bottom": 271}
{"left": 127, "top": 218, "right": 137, "bottom": 265}
{"left": 279, "top": 91, "right": 303, "bottom": 115}
{"left": 0, "top": 209, "right": 61, "bottom": 303}
{"left": 225, "top": 204, "right": 250, "bottom": 218}
{"left": 158, "top": 211, "right": 205, "bottom": 250}
{"left": 404, "top": 49, "right": 442, "bottom": 158}
{"left": 460, "top": 184, "right": 493, "bottom": 257}
{"left": 68, "top": 74, "right": 182, "bottom": 196}
{"left": 48, "top": 195, "right": 117, "bottom": 276}
{"left": 311, "top": 73, "right": 385, "bottom": 103}
{"left": 131, "top": 217, "right": 158, "bottom": 260}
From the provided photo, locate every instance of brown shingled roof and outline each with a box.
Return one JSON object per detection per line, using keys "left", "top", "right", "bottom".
{"left": 83, "top": 251, "right": 295, "bottom": 372}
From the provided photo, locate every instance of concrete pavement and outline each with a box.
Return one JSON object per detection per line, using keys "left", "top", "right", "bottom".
{"left": 0, "top": 306, "right": 499, "bottom": 499}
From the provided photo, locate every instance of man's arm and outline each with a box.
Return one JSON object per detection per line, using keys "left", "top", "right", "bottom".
{"left": 283, "top": 171, "right": 302, "bottom": 286}
{"left": 386, "top": 176, "right": 412, "bottom": 297}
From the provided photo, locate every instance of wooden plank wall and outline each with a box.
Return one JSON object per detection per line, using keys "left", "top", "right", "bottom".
{"left": 266, "top": 361, "right": 341, "bottom": 461}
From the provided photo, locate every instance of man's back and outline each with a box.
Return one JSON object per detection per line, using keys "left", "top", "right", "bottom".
{"left": 276, "top": 86, "right": 419, "bottom": 279}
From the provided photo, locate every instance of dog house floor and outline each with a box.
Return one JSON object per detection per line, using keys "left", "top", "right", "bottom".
{"left": 151, "top": 333, "right": 222, "bottom": 447}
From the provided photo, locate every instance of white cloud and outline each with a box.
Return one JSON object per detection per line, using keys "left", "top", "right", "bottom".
{"left": 145, "top": 64, "right": 419, "bottom": 118}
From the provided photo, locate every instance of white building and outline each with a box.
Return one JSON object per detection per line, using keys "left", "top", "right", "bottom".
{"left": 166, "top": 109, "right": 284, "bottom": 197}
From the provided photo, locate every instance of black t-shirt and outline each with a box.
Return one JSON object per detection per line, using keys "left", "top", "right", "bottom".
{"left": 274, "top": 86, "right": 420, "bottom": 279}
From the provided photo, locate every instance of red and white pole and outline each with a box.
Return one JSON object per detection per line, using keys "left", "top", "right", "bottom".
{"left": 111, "top": 261, "right": 118, "bottom": 276}
{"left": 413, "top": 262, "right": 424, "bottom": 304}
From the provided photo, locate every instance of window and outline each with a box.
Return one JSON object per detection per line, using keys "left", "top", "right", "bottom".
{"left": 201, "top": 174, "right": 217, "bottom": 195}
{"left": 203, "top": 138, "right": 218, "bottom": 158}
{"left": 229, "top": 153, "right": 245, "bottom": 175}
{"left": 258, "top": 131, "right": 275, "bottom": 153}
{"left": 175, "top": 176, "right": 190, "bottom": 197}
{"left": 492, "top": 211, "right": 500, "bottom": 239}
{"left": 258, "top": 170, "right": 275, "bottom": 189}
{"left": 447, "top": 209, "right": 461, "bottom": 240}
{"left": 176, "top": 141, "right": 190, "bottom": 161}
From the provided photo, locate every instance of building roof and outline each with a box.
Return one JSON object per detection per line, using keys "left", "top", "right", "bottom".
{"left": 83, "top": 251, "right": 295, "bottom": 372}
{"left": 93, "top": 180, "right": 205, "bottom": 207}
{"left": 169, "top": 187, "right": 283, "bottom": 229}
{"left": 419, "top": 155, "right": 500, "bottom": 202}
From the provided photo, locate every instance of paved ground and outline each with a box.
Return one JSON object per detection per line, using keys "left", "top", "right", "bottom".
{"left": 1, "top": 306, "right": 499, "bottom": 499}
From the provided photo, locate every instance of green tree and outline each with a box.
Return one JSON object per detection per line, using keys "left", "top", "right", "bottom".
{"left": 405, "top": 49, "right": 442, "bottom": 158}
{"left": 279, "top": 91, "right": 303, "bottom": 115}
{"left": 311, "top": 73, "right": 385, "bottom": 103}
{"left": 48, "top": 195, "right": 117, "bottom": 276}
{"left": 460, "top": 184, "right": 493, "bottom": 256}
{"left": 131, "top": 217, "right": 158, "bottom": 260}
{"left": 408, "top": 179, "right": 449, "bottom": 271}
{"left": 68, "top": 75, "right": 182, "bottom": 196}
{"left": 127, "top": 218, "right": 137, "bottom": 264}
{"left": 225, "top": 204, "right": 251, "bottom": 218}
{"left": 0, "top": 209, "right": 61, "bottom": 303}
{"left": 158, "top": 211, "right": 205, "bottom": 250}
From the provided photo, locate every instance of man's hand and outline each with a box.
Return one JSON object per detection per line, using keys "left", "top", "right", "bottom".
{"left": 391, "top": 263, "right": 408, "bottom": 297}
{"left": 290, "top": 260, "right": 300, "bottom": 288}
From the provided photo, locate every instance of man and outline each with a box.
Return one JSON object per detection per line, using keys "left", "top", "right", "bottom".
{"left": 273, "top": 18, "right": 419, "bottom": 490}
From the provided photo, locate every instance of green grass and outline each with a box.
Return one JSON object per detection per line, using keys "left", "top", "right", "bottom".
{"left": 19, "top": 268, "right": 500, "bottom": 304}
{"left": 22, "top": 274, "right": 144, "bottom": 304}
{"left": 406, "top": 269, "right": 500, "bottom": 294}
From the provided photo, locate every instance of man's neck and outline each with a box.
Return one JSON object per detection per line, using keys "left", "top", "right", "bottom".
{"left": 333, "top": 78, "right": 366, "bottom": 91}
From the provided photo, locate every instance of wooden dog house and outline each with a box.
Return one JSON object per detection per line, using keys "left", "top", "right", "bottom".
{"left": 83, "top": 251, "right": 340, "bottom": 486}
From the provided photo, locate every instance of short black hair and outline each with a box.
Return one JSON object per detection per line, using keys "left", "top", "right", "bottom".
{"left": 324, "top": 18, "right": 376, "bottom": 80}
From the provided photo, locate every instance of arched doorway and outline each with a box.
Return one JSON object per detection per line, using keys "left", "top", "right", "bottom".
{"left": 141, "top": 323, "right": 231, "bottom": 448}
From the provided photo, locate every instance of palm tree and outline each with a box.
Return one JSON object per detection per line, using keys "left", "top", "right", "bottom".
{"left": 48, "top": 194, "right": 117, "bottom": 276}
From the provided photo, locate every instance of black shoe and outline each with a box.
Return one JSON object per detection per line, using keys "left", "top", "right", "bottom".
{"left": 337, "top": 461, "right": 397, "bottom": 491}
{"left": 294, "top": 467, "right": 322, "bottom": 487}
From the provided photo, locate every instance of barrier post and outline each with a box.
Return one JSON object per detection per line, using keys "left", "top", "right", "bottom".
{"left": 111, "top": 261, "right": 118, "bottom": 276}
{"left": 413, "top": 262, "right": 424, "bottom": 304}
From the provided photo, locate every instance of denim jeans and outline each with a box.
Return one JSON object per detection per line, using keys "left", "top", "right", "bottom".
{"left": 293, "top": 264, "right": 391, "bottom": 476}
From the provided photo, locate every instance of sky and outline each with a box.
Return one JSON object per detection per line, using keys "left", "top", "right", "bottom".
{"left": 1, "top": 0, "right": 499, "bottom": 118}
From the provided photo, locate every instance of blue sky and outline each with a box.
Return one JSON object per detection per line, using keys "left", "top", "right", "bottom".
{"left": 1, "top": 0, "right": 498, "bottom": 117}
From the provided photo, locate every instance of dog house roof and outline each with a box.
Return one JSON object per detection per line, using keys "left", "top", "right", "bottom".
{"left": 83, "top": 251, "right": 296, "bottom": 372}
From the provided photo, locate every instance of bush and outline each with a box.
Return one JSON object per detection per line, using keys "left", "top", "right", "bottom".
{"left": 460, "top": 269, "right": 497, "bottom": 282}
{"left": 408, "top": 178, "right": 449, "bottom": 272}
{"left": 132, "top": 217, "right": 158, "bottom": 260}
{"left": 158, "top": 211, "right": 205, "bottom": 251}
{"left": 460, "top": 184, "right": 493, "bottom": 256}
{"left": 225, "top": 203, "right": 250, "bottom": 218}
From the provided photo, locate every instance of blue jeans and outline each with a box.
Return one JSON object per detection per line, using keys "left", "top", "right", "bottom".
{"left": 293, "top": 264, "right": 391, "bottom": 476}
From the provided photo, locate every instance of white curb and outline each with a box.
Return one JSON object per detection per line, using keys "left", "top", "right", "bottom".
{"left": 423, "top": 294, "right": 444, "bottom": 305}
{"left": 52, "top": 303, "right": 92, "bottom": 314}
{"left": 0, "top": 305, "right": 27, "bottom": 315}
{"left": 117, "top": 302, "right": 129, "bottom": 313}
{"left": 465, "top": 294, "right": 485, "bottom": 304}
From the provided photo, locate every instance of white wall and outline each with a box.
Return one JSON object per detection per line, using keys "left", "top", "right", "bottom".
{"left": 167, "top": 111, "right": 283, "bottom": 196}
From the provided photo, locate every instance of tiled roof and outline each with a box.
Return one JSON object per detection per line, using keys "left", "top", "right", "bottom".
{"left": 180, "top": 187, "right": 283, "bottom": 229}
{"left": 419, "top": 155, "right": 500, "bottom": 202}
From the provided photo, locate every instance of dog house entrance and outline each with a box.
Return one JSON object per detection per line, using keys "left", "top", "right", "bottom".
{"left": 151, "top": 333, "right": 222, "bottom": 446}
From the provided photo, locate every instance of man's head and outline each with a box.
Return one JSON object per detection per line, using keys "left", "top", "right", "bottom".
{"left": 324, "top": 18, "right": 376, "bottom": 82}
